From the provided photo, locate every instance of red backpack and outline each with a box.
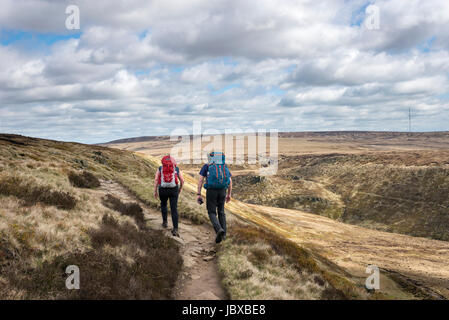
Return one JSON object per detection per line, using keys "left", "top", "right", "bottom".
{"left": 159, "top": 156, "right": 178, "bottom": 188}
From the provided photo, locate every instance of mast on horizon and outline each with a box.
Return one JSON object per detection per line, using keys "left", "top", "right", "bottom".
{"left": 409, "top": 107, "right": 411, "bottom": 132}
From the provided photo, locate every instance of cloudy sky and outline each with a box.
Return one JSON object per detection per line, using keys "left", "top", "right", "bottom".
{"left": 0, "top": 0, "right": 448, "bottom": 143}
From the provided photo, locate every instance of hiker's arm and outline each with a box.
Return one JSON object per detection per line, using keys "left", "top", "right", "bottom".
{"left": 226, "top": 178, "right": 232, "bottom": 202}
{"left": 178, "top": 170, "right": 184, "bottom": 193}
{"left": 197, "top": 175, "right": 205, "bottom": 195}
{"left": 153, "top": 170, "right": 160, "bottom": 198}
{"left": 196, "top": 175, "right": 205, "bottom": 204}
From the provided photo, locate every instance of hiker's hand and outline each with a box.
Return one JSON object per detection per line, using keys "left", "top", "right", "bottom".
{"left": 178, "top": 188, "right": 182, "bottom": 195}
{"left": 153, "top": 191, "right": 158, "bottom": 199}
{"left": 197, "top": 195, "right": 203, "bottom": 205}
{"left": 226, "top": 195, "right": 231, "bottom": 203}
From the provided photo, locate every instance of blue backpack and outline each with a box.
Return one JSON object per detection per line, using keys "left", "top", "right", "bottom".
{"left": 204, "top": 152, "right": 231, "bottom": 189}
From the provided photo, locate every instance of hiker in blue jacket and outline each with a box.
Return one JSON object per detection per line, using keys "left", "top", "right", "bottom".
{"left": 197, "top": 151, "right": 232, "bottom": 243}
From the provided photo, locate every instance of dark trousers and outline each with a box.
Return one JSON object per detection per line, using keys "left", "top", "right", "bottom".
{"left": 159, "top": 186, "right": 179, "bottom": 229}
{"left": 206, "top": 188, "right": 227, "bottom": 235}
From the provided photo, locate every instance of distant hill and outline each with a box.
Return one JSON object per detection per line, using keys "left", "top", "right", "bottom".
{"left": 102, "top": 135, "right": 170, "bottom": 144}
{"left": 103, "top": 131, "right": 449, "bottom": 145}
{"left": 277, "top": 131, "right": 449, "bottom": 139}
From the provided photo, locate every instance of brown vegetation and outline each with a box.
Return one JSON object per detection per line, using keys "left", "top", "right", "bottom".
{"left": 285, "top": 152, "right": 449, "bottom": 240}
{"left": 218, "top": 224, "right": 360, "bottom": 300}
{"left": 0, "top": 134, "right": 183, "bottom": 299}
{"left": 4, "top": 214, "right": 182, "bottom": 299}
{"left": 68, "top": 171, "right": 101, "bottom": 189}
{"left": 0, "top": 175, "right": 77, "bottom": 210}
{"left": 101, "top": 194, "right": 145, "bottom": 226}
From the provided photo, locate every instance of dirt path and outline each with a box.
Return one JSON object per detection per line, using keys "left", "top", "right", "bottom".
{"left": 99, "top": 180, "right": 227, "bottom": 300}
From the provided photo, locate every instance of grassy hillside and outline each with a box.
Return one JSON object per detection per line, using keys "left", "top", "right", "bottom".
{"left": 3, "top": 134, "right": 447, "bottom": 300}
{"left": 288, "top": 152, "right": 449, "bottom": 241}
{"left": 106, "top": 136, "right": 449, "bottom": 300}
{"left": 0, "top": 134, "right": 183, "bottom": 299}
{"left": 216, "top": 223, "right": 372, "bottom": 300}
{"left": 232, "top": 151, "right": 449, "bottom": 241}
{"left": 232, "top": 174, "right": 344, "bottom": 220}
{"left": 135, "top": 156, "right": 379, "bottom": 300}
{"left": 218, "top": 199, "right": 449, "bottom": 299}
{"left": 0, "top": 134, "right": 356, "bottom": 300}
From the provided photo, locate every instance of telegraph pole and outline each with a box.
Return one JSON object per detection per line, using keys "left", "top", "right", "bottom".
{"left": 409, "top": 107, "right": 411, "bottom": 132}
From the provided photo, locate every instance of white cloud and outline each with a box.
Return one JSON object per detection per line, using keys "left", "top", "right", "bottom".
{"left": 0, "top": 0, "right": 448, "bottom": 143}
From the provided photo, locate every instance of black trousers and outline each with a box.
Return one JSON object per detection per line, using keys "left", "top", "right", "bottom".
{"left": 159, "top": 186, "right": 179, "bottom": 229}
{"left": 206, "top": 188, "right": 227, "bottom": 235}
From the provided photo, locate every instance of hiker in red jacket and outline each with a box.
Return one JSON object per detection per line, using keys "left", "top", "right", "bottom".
{"left": 153, "top": 155, "right": 184, "bottom": 237}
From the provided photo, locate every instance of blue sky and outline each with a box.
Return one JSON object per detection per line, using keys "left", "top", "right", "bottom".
{"left": 0, "top": 0, "right": 448, "bottom": 143}
{"left": 0, "top": 29, "right": 81, "bottom": 46}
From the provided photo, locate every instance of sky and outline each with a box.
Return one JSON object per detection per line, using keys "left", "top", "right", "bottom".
{"left": 0, "top": 0, "right": 448, "bottom": 143}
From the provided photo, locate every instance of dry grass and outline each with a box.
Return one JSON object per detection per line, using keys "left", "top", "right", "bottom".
{"left": 285, "top": 153, "right": 449, "bottom": 240}
{"left": 0, "top": 174, "right": 77, "bottom": 210}
{"left": 3, "top": 214, "right": 182, "bottom": 299}
{"left": 3, "top": 133, "right": 447, "bottom": 300}
{"left": 218, "top": 224, "right": 360, "bottom": 300}
{"left": 0, "top": 134, "right": 183, "bottom": 299}
{"left": 101, "top": 194, "right": 145, "bottom": 227}
{"left": 222, "top": 201, "right": 449, "bottom": 299}
{"left": 106, "top": 134, "right": 449, "bottom": 299}
{"left": 232, "top": 150, "right": 449, "bottom": 241}
{"left": 231, "top": 174, "right": 344, "bottom": 219}
{"left": 68, "top": 171, "right": 101, "bottom": 189}
{"left": 227, "top": 152, "right": 449, "bottom": 241}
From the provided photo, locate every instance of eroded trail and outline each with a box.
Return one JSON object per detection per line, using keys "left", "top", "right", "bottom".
{"left": 171, "top": 221, "right": 228, "bottom": 300}
{"left": 99, "top": 180, "right": 227, "bottom": 300}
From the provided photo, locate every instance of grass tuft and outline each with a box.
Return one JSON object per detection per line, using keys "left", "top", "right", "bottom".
{"left": 2, "top": 214, "right": 182, "bottom": 299}
{"left": 101, "top": 194, "right": 145, "bottom": 226}
{"left": 218, "top": 224, "right": 360, "bottom": 300}
{"left": 0, "top": 175, "right": 77, "bottom": 210}
{"left": 68, "top": 171, "right": 101, "bottom": 189}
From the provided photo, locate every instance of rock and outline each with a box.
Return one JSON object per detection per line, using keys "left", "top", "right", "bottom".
{"left": 203, "top": 255, "right": 215, "bottom": 262}
{"left": 93, "top": 156, "right": 108, "bottom": 164}
{"left": 73, "top": 158, "right": 88, "bottom": 168}
{"left": 191, "top": 275, "right": 201, "bottom": 280}
{"left": 172, "top": 236, "right": 185, "bottom": 245}
{"left": 182, "top": 233, "right": 197, "bottom": 242}
{"left": 195, "top": 291, "right": 220, "bottom": 300}
{"left": 184, "top": 256, "right": 196, "bottom": 268}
